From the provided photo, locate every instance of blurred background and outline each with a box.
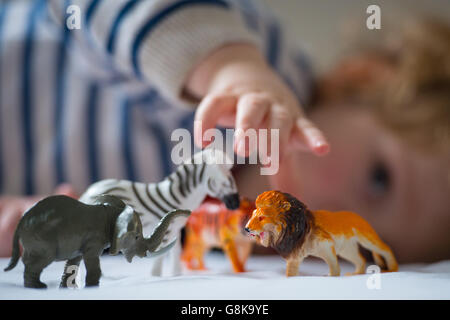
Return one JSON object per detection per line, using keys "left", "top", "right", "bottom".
{"left": 262, "top": 0, "right": 450, "bottom": 73}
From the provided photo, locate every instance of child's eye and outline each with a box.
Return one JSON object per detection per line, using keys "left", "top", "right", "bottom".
{"left": 369, "top": 162, "right": 391, "bottom": 196}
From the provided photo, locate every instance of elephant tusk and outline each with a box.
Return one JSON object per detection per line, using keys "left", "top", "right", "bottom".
{"left": 146, "top": 238, "right": 178, "bottom": 258}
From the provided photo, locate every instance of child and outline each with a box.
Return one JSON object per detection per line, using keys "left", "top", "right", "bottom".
{"left": 0, "top": 0, "right": 326, "bottom": 256}
{"left": 235, "top": 19, "right": 450, "bottom": 263}
{"left": 1, "top": 1, "right": 449, "bottom": 264}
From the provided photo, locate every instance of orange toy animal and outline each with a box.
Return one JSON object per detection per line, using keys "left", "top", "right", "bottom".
{"left": 245, "top": 191, "right": 398, "bottom": 277}
{"left": 182, "top": 197, "right": 255, "bottom": 273}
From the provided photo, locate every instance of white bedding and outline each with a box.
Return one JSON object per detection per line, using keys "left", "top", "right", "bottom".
{"left": 1, "top": 252, "right": 449, "bottom": 300}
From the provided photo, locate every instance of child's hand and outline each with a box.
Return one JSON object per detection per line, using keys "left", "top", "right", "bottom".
{"left": 0, "top": 184, "right": 78, "bottom": 257}
{"left": 186, "top": 44, "right": 329, "bottom": 162}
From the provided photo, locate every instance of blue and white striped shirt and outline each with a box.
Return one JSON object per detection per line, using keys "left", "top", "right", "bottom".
{"left": 0, "top": 0, "right": 314, "bottom": 196}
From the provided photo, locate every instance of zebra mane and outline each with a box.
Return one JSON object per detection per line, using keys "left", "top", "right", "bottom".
{"left": 161, "top": 149, "right": 231, "bottom": 201}
{"left": 159, "top": 160, "right": 206, "bottom": 207}
{"left": 185, "top": 148, "right": 233, "bottom": 169}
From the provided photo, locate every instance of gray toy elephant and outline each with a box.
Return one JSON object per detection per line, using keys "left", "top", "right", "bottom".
{"left": 3, "top": 194, "right": 190, "bottom": 289}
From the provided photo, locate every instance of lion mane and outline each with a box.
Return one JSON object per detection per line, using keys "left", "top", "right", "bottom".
{"left": 269, "top": 192, "right": 314, "bottom": 258}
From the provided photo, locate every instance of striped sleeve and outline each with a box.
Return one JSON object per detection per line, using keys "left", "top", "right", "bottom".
{"left": 233, "top": 0, "right": 315, "bottom": 107}
{"left": 48, "top": 0, "right": 263, "bottom": 107}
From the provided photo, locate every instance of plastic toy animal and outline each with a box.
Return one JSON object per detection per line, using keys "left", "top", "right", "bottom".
{"left": 182, "top": 197, "right": 255, "bottom": 273}
{"left": 3, "top": 194, "right": 189, "bottom": 288}
{"left": 245, "top": 190, "right": 398, "bottom": 277}
{"left": 80, "top": 148, "right": 240, "bottom": 276}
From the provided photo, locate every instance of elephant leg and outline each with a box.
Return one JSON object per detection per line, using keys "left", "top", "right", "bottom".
{"left": 83, "top": 254, "right": 102, "bottom": 287}
{"left": 22, "top": 252, "right": 52, "bottom": 289}
{"left": 60, "top": 256, "right": 82, "bottom": 288}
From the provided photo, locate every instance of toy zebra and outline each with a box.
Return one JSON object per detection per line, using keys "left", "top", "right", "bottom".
{"left": 79, "top": 149, "right": 240, "bottom": 276}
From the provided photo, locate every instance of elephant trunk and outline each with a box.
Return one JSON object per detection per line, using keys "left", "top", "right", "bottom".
{"left": 144, "top": 209, "right": 190, "bottom": 252}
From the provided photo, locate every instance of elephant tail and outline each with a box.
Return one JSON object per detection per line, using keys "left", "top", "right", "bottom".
{"left": 4, "top": 228, "right": 21, "bottom": 272}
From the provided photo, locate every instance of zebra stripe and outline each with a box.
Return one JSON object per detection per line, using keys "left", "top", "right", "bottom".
{"left": 145, "top": 184, "right": 171, "bottom": 214}
{"left": 207, "top": 178, "right": 214, "bottom": 193}
{"left": 167, "top": 176, "right": 181, "bottom": 205}
{"left": 176, "top": 170, "right": 186, "bottom": 198}
{"left": 183, "top": 164, "right": 191, "bottom": 193}
{"left": 192, "top": 162, "right": 198, "bottom": 188}
{"left": 155, "top": 183, "right": 178, "bottom": 210}
{"left": 131, "top": 182, "right": 162, "bottom": 219}
{"left": 199, "top": 162, "right": 206, "bottom": 183}
{"left": 227, "top": 176, "right": 235, "bottom": 189}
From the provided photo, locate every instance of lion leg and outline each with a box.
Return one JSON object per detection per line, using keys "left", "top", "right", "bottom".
{"left": 286, "top": 255, "right": 304, "bottom": 277}
{"left": 338, "top": 239, "right": 366, "bottom": 275}
{"left": 356, "top": 232, "right": 398, "bottom": 272}
{"left": 372, "top": 252, "right": 386, "bottom": 270}
{"left": 316, "top": 241, "right": 340, "bottom": 276}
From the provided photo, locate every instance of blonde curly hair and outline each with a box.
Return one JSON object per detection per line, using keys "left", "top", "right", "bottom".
{"left": 316, "top": 18, "right": 450, "bottom": 156}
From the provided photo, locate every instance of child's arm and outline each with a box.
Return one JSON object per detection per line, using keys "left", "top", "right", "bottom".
{"left": 182, "top": 2, "right": 329, "bottom": 160}
{"left": 48, "top": 0, "right": 328, "bottom": 160}
{"left": 48, "top": 0, "right": 261, "bottom": 106}
{"left": 0, "top": 185, "right": 78, "bottom": 257}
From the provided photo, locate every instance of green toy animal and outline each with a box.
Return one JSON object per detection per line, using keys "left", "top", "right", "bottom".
{"left": 3, "top": 194, "right": 190, "bottom": 289}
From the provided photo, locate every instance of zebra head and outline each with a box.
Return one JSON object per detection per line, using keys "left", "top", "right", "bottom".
{"left": 191, "top": 148, "right": 240, "bottom": 210}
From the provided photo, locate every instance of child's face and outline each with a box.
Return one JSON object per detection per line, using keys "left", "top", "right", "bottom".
{"left": 270, "top": 104, "right": 450, "bottom": 263}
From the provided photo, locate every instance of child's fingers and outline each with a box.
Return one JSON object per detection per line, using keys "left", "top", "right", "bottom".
{"left": 194, "top": 94, "right": 237, "bottom": 148}
{"left": 267, "top": 104, "right": 295, "bottom": 164}
{"left": 234, "top": 93, "right": 270, "bottom": 157}
{"left": 216, "top": 113, "right": 237, "bottom": 127}
{"left": 293, "top": 117, "right": 330, "bottom": 156}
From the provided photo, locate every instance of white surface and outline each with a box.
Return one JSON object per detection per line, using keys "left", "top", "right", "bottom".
{"left": 1, "top": 252, "right": 449, "bottom": 300}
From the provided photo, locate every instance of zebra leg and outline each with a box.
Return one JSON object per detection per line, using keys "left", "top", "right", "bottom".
{"left": 151, "top": 255, "right": 164, "bottom": 276}
{"left": 169, "top": 237, "right": 183, "bottom": 276}
{"left": 60, "top": 256, "right": 82, "bottom": 288}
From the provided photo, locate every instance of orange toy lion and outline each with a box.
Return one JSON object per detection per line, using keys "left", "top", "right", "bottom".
{"left": 245, "top": 190, "right": 398, "bottom": 277}
{"left": 182, "top": 197, "right": 255, "bottom": 273}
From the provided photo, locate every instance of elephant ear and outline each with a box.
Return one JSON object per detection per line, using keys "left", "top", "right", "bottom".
{"left": 110, "top": 205, "right": 135, "bottom": 255}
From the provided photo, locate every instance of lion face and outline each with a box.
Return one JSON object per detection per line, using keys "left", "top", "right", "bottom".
{"left": 245, "top": 191, "right": 291, "bottom": 247}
